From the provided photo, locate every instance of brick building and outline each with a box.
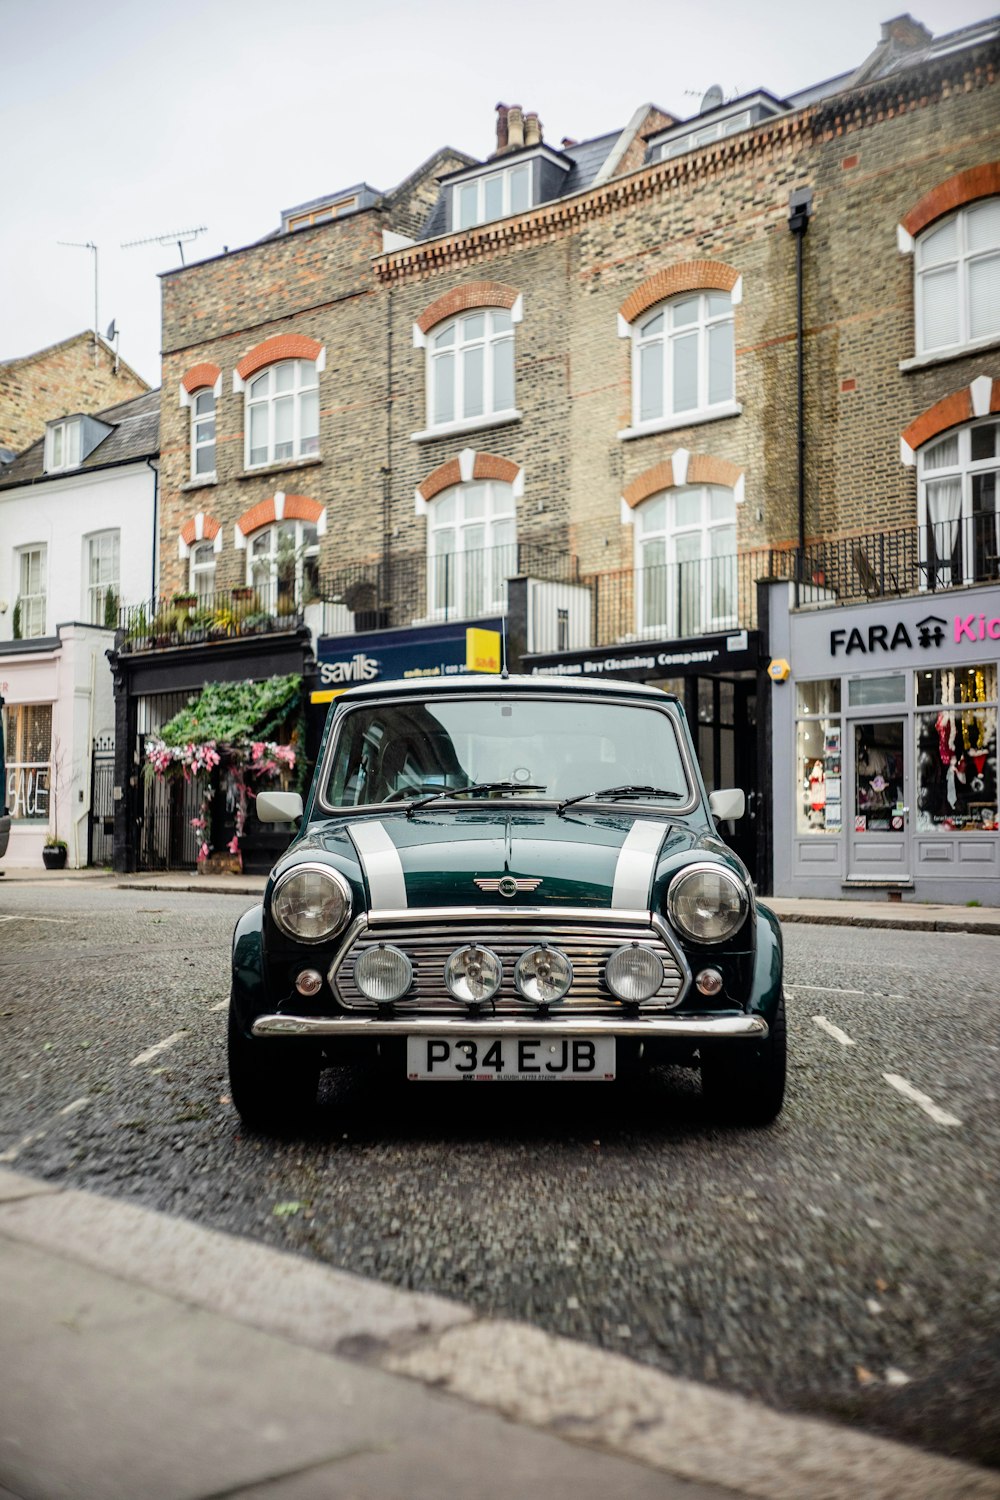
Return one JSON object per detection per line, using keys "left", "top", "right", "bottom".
{"left": 125, "top": 11, "right": 999, "bottom": 891}
{"left": 0, "top": 332, "right": 147, "bottom": 458}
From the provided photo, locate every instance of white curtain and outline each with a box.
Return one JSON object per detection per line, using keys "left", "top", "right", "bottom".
{"left": 925, "top": 478, "right": 963, "bottom": 585}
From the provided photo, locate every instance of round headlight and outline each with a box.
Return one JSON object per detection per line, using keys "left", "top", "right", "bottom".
{"left": 514, "top": 945, "right": 573, "bottom": 1005}
{"left": 667, "top": 864, "right": 748, "bottom": 944}
{"left": 605, "top": 943, "right": 664, "bottom": 1002}
{"left": 272, "top": 865, "right": 352, "bottom": 943}
{"left": 354, "top": 943, "right": 412, "bottom": 1003}
{"left": 444, "top": 945, "right": 502, "bottom": 1004}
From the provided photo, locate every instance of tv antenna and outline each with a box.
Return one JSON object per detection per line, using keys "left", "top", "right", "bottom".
{"left": 57, "top": 239, "right": 99, "bottom": 364}
{"left": 121, "top": 226, "right": 207, "bottom": 265}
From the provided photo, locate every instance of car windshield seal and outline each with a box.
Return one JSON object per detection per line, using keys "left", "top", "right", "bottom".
{"left": 557, "top": 784, "right": 686, "bottom": 814}
{"left": 405, "top": 781, "right": 548, "bottom": 817}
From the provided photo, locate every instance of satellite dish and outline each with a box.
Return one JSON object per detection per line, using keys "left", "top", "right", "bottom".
{"left": 105, "top": 319, "right": 117, "bottom": 340}
{"left": 700, "top": 84, "right": 724, "bottom": 113}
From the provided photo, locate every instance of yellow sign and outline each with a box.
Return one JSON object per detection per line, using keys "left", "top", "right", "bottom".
{"left": 311, "top": 688, "right": 345, "bottom": 704}
{"left": 767, "top": 658, "right": 791, "bottom": 683}
{"left": 466, "top": 627, "right": 502, "bottom": 674}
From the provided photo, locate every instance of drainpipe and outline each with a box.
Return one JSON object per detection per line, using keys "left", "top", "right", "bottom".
{"left": 382, "top": 288, "right": 394, "bottom": 621}
{"left": 146, "top": 457, "right": 159, "bottom": 604}
{"left": 787, "top": 187, "right": 812, "bottom": 593}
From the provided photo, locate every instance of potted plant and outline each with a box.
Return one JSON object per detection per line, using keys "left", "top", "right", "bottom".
{"left": 172, "top": 592, "right": 197, "bottom": 610}
{"left": 42, "top": 837, "right": 68, "bottom": 870}
{"left": 231, "top": 586, "right": 255, "bottom": 603}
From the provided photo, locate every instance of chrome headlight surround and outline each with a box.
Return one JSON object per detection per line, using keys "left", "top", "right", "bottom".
{"left": 271, "top": 863, "right": 353, "bottom": 944}
{"left": 666, "top": 862, "right": 749, "bottom": 945}
{"left": 444, "top": 944, "right": 503, "bottom": 1004}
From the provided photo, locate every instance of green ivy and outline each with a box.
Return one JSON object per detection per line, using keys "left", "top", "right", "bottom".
{"left": 156, "top": 674, "right": 302, "bottom": 748}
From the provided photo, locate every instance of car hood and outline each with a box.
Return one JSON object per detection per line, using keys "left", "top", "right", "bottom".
{"left": 286, "top": 807, "right": 733, "bottom": 913}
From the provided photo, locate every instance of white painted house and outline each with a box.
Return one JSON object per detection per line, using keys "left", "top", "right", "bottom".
{"left": 0, "top": 389, "right": 159, "bottom": 867}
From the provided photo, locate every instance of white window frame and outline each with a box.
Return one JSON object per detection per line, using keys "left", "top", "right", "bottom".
{"left": 633, "top": 485, "right": 737, "bottom": 638}
{"left": 189, "top": 541, "right": 217, "bottom": 599}
{"left": 244, "top": 359, "right": 320, "bottom": 469}
{"left": 426, "top": 309, "right": 515, "bottom": 434}
{"left": 917, "top": 418, "right": 1000, "bottom": 588}
{"left": 451, "top": 163, "right": 533, "bottom": 231}
{"left": 191, "top": 389, "right": 216, "bottom": 478}
{"left": 914, "top": 199, "right": 1000, "bottom": 357}
{"left": 45, "top": 418, "right": 82, "bottom": 473}
{"left": 16, "top": 544, "right": 47, "bottom": 638}
{"left": 630, "top": 291, "right": 736, "bottom": 432}
{"left": 657, "top": 111, "right": 752, "bottom": 160}
{"left": 85, "top": 530, "right": 120, "bottom": 625}
{"left": 426, "top": 481, "right": 517, "bottom": 620}
{"left": 246, "top": 519, "right": 320, "bottom": 609}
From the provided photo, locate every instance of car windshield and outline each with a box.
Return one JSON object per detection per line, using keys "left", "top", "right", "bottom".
{"left": 322, "top": 694, "right": 691, "bottom": 809}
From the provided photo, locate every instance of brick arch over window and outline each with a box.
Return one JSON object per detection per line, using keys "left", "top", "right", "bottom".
{"left": 416, "top": 282, "right": 520, "bottom": 336}
{"left": 179, "top": 513, "right": 222, "bottom": 548}
{"left": 418, "top": 452, "right": 521, "bottom": 502}
{"left": 622, "top": 453, "right": 743, "bottom": 509}
{"left": 235, "top": 335, "right": 323, "bottom": 382}
{"left": 236, "top": 493, "right": 325, "bottom": 539}
{"left": 181, "top": 362, "right": 221, "bottom": 394}
{"left": 900, "top": 163, "right": 1000, "bottom": 239}
{"left": 900, "top": 377, "right": 1000, "bottom": 461}
{"left": 619, "top": 262, "right": 741, "bottom": 326}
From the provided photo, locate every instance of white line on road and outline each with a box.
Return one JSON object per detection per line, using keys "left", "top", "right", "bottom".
{"left": 208, "top": 1000, "right": 228, "bottom": 1012}
{"left": 882, "top": 1072, "right": 962, "bottom": 1128}
{"left": 812, "top": 1015, "right": 856, "bottom": 1047}
{"left": 130, "top": 1031, "right": 188, "bottom": 1067}
{"left": 58, "top": 1096, "right": 90, "bottom": 1117}
{"left": 787, "top": 983, "right": 864, "bottom": 997}
{"left": 0, "top": 1129, "right": 46, "bottom": 1163}
{"left": 0, "top": 914, "right": 77, "bottom": 924}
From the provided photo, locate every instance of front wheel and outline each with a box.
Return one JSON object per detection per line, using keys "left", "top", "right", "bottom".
{"left": 700, "top": 996, "right": 786, "bottom": 1126}
{"left": 227, "top": 998, "right": 320, "bottom": 1135}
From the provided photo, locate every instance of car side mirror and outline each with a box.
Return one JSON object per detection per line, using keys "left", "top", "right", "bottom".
{"left": 256, "top": 791, "right": 303, "bottom": 823}
{"left": 709, "top": 788, "right": 745, "bottom": 822}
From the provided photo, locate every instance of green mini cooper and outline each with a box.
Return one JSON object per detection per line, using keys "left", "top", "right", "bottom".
{"left": 229, "top": 674, "right": 785, "bottom": 1131}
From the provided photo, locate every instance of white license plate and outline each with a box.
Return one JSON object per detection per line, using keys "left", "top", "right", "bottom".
{"left": 406, "top": 1035, "right": 616, "bottom": 1082}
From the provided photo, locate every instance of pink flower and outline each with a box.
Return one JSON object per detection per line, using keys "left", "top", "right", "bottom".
{"left": 197, "top": 842, "right": 210, "bottom": 861}
{"left": 227, "top": 836, "right": 240, "bottom": 855}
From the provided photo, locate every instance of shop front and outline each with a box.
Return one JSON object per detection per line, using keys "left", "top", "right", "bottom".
{"left": 524, "top": 628, "right": 763, "bottom": 880}
{"left": 767, "top": 581, "right": 999, "bottom": 901}
{"left": 314, "top": 618, "right": 503, "bottom": 708}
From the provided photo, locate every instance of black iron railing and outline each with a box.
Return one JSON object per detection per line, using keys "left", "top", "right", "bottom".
{"left": 118, "top": 587, "right": 305, "bottom": 653}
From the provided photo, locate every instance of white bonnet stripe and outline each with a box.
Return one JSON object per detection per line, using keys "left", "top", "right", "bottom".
{"left": 611, "top": 820, "right": 664, "bottom": 910}
{"left": 348, "top": 821, "right": 407, "bottom": 910}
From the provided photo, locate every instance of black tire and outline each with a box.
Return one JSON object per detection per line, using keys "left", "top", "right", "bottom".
{"left": 701, "top": 995, "right": 787, "bottom": 1126}
{"left": 227, "top": 998, "right": 320, "bottom": 1135}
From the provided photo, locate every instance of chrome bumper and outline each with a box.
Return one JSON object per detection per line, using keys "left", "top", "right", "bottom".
{"left": 251, "top": 1013, "right": 768, "bottom": 1040}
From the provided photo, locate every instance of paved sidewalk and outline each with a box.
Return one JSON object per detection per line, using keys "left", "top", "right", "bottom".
{"left": 1, "top": 1169, "right": 997, "bottom": 1500}
{"left": 3, "top": 863, "right": 998, "bottom": 933}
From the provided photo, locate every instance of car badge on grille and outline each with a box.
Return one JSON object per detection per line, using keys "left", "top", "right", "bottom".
{"left": 474, "top": 876, "right": 542, "bottom": 898}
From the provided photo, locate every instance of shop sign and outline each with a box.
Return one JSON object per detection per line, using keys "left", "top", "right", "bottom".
{"left": 529, "top": 630, "right": 759, "bottom": 681}
{"left": 789, "top": 587, "right": 1000, "bottom": 672}
{"left": 316, "top": 620, "right": 503, "bottom": 699}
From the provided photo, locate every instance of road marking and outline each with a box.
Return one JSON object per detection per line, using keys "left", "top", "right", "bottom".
{"left": 812, "top": 1015, "right": 856, "bottom": 1047}
{"left": 787, "top": 983, "right": 864, "bottom": 997}
{"left": 882, "top": 1072, "right": 962, "bottom": 1128}
{"left": 208, "top": 999, "right": 228, "bottom": 1012}
{"left": 0, "top": 914, "right": 77, "bottom": 924}
{"left": 130, "top": 1031, "right": 187, "bottom": 1067}
{"left": 58, "top": 1096, "right": 90, "bottom": 1116}
{"left": 0, "top": 1129, "right": 46, "bottom": 1163}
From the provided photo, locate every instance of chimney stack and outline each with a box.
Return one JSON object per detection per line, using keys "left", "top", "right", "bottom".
{"left": 506, "top": 105, "right": 525, "bottom": 151}
{"left": 494, "top": 103, "right": 509, "bottom": 156}
{"left": 524, "top": 112, "right": 542, "bottom": 147}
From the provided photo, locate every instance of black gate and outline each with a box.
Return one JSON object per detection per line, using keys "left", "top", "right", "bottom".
{"left": 89, "top": 735, "right": 116, "bottom": 867}
{"left": 137, "top": 733, "right": 206, "bottom": 870}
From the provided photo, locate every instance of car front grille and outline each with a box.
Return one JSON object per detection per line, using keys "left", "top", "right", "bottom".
{"left": 330, "top": 909, "right": 688, "bottom": 1014}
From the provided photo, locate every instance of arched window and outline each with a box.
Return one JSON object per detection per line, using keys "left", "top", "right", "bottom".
{"left": 247, "top": 519, "right": 320, "bottom": 609}
{"left": 915, "top": 199, "right": 1000, "bottom": 356}
{"left": 189, "top": 540, "right": 217, "bottom": 599}
{"left": 427, "top": 481, "right": 516, "bottom": 619}
{"left": 918, "top": 418, "right": 999, "bottom": 588}
{"left": 428, "top": 310, "right": 515, "bottom": 432}
{"left": 191, "top": 389, "right": 216, "bottom": 478}
{"left": 634, "top": 485, "right": 736, "bottom": 636}
{"left": 633, "top": 293, "right": 734, "bottom": 427}
{"left": 245, "top": 360, "right": 319, "bottom": 468}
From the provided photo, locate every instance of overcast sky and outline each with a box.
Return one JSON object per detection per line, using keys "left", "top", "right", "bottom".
{"left": 2, "top": 0, "right": 994, "bottom": 390}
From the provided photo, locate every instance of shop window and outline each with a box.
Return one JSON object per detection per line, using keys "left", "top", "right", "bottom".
{"left": 915, "top": 199, "right": 1000, "bottom": 357}
{"left": 632, "top": 292, "right": 734, "bottom": 428}
{"left": 3, "top": 702, "right": 52, "bottom": 820}
{"left": 847, "top": 674, "right": 906, "bottom": 707}
{"left": 248, "top": 520, "right": 320, "bottom": 610}
{"left": 635, "top": 486, "right": 736, "bottom": 637}
{"left": 15, "top": 545, "right": 47, "bottom": 638}
{"left": 918, "top": 419, "right": 999, "bottom": 587}
{"left": 427, "top": 309, "right": 515, "bottom": 433}
{"left": 191, "top": 389, "right": 216, "bottom": 477}
{"left": 190, "top": 541, "right": 216, "bottom": 599}
{"left": 795, "top": 679, "right": 842, "bottom": 835}
{"left": 245, "top": 360, "right": 319, "bottom": 468}
{"left": 915, "top": 663, "right": 997, "bottom": 832}
{"left": 86, "top": 530, "right": 120, "bottom": 625}
{"left": 427, "top": 481, "right": 516, "bottom": 619}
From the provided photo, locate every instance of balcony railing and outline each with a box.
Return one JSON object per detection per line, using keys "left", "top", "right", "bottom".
{"left": 117, "top": 587, "right": 304, "bottom": 653}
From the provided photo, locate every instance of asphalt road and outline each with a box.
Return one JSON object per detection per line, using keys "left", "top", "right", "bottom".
{"left": 1, "top": 882, "right": 997, "bottom": 1469}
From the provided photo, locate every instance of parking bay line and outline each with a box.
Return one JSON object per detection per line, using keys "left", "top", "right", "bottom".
{"left": 882, "top": 1072, "right": 962, "bottom": 1128}
{"left": 130, "top": 1031, "right": 187, "bottom": 1067}
{"left": 812, "top": 1015, "right": 856, "bottom": 1047}
{"left": 787, "top": 983, "right": 864, "bottom": 997}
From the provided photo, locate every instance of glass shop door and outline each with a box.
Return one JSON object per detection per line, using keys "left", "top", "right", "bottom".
{"left": 847, "top": 717, "right": 910, "bottom": 881}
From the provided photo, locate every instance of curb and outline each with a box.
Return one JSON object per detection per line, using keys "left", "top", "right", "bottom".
{"left": 1, "top": 1168, "right": 996, "bottom": 1500}
{"left": 768, "top": 910, "right": 1000, "bottom": 936}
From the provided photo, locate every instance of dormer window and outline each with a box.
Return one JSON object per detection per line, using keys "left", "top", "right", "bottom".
{"left": 45, "top": 417, "right": 82, "bottom": 472}
{"left": 455, "top": 163, "right": 532, "bottom": 230}
{"left": 647, "top": 91, "right": 787, "bottom": 163}
{"left": 288, "top": 196, "right": 358, "bottom": 231}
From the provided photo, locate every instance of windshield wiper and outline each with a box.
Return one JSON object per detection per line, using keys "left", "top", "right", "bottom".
{"left": 406, "top": 781, "right": 547, "bottom": 817}
{"left": 557, "top": 784, "right": 686, "bottom": 814}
